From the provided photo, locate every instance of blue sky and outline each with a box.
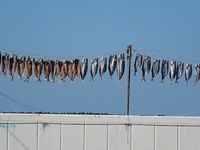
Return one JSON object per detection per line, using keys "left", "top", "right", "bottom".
{"left": 0, "top": 1, "right": 200, "bottom": 116}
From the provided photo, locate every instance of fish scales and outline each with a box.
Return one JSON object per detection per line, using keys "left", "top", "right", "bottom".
{"left": 108, "top": 54, "right": 117, "bottom": 79}
{"left": 50, "top": 60, "right": 58, "bottom": 82}
{"left": 17, "top": 56, "right": 26, "bottom": 80}
{"left": 141, "top": 56, "right": 151, "bottom": 81}
{"left": 150, "top": 59, "right": 160, "bottom": 82}
{"left": 2, "top": 53, "right": 9, "bottom": 76}
{"left": 90, "top": 58, "right": 98, "bottom": 81}
{"left": 66, "top": 60, "right": 74, "bottom": 82}
{"left": 9, "top": 54, "right": 17, "bottom": 81}
{"left": 160, "top": 60, "right": 169, "bottom": 83}
{"left": 58, "top": 60, "right": 67, "bottom": 83}
{"left": 24, "top": 57, "right": 33, "bottom": 82}
{"left": 34, "top": 58, "right": 43, "bottom": 82}
{"left": 99, "top": 57, "right": 107, "bottom": 79}
{"left": 74, "top": 59, "right": 81, "bottom": 79}
{"left": 175, "top": 62, "right": 184, "bottom": 84}
{"left": 43, "top": 60, "right": 51, "bottom": 82}
{"left": 134, "top": 53, "right": 143, "bottom": 76}
{"left": 194, "top": 64, "right": 200, "bottom": 86}
{"left": 80, "top": 58, "right": 88, "bottom": 80}
{"left": 116, "top": 54, "right": 125, "bottom": 81}
{"left": 185, "top": 63, "right": 192, "bottom": 85}
{"left": 169, "top": 60, "right": 176, "bottom": 84}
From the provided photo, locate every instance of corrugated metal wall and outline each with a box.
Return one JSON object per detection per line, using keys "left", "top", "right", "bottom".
{"left": 0, "top": 113, "right": 200, "bottom": 150}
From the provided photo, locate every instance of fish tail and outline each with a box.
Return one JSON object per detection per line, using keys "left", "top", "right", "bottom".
{"left": 133, "top": 72, "right": 136, "bottom": 76}
{"left": 10, "top": 78, "right": 14, "bottom": 82}
{"left": 175, "top": 80, "right": 178, "bottom": 84}
{"left": 150, "top": 78, "right": 154, "bottom": 82}
{"left": 24, "top": 78, "right": 29, "bottom": 83}
{"left": 37, "top": 79, "right": 42, "bottom": 82}
{"left": 141, "top": 78, "right": 146, "bottom": 82}
{"left": 108, "top": 76, "right": 112, "bottom": 80}
{"left": 160, "top": 80, "right": 164, "bottom": 84}
{"left": 51, "top": 80, "right": 55, "bottom": 83}
{"left": 90, "top": 78, "right": 95, "bottom": 82}
{"left": 169, "top": 80, "right": 172, "bottom": 84}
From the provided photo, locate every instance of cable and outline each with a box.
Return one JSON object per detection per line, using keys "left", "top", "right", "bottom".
{"left": 133, "top": 50, "right": 200, "bottom": 63}
{"left": 177, "top": 110, "right": 200, "bottom": 116}
{"left": 134, "top": 49, "right": 200, "bottom": 55}
{"left": 0, "top": 91, "right": 44, "bottom": 112}
{"left": 0, "top": 47, "right": 126, "bottom": 60}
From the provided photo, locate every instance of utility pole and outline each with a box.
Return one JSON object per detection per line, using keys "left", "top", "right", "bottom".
{"left": 126, "top": 45, "right": 132, "bottom": 115}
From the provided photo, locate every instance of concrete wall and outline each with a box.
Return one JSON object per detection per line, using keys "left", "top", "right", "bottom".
{"left": 0, "top": 113, "right": 200, "bottom": 150}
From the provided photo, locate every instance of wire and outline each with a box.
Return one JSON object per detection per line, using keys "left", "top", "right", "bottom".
{"left": 133, "top": 49, "right": 200, "bottom": 63}
{"left": 177, "top": 110, "right": 200, "bottom": 116}
{"left": 0, "top": 47, "right": 126, "bottom": 60}
{"left": 134, "top": 49, "right": 200, "bottom": 55}
{"left": 0, "top": 91, "right": 44, "bottom": 112}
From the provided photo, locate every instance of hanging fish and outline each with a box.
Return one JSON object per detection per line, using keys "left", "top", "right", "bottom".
{"left": 17, "top": 56, "right": 26, "bottom": 80}
{"left": 160, "top": 60, "right": 169, "bottom": 83}
{"left": 193, "top": 64, "right": 200, "bottom": 86}
{"left": 74, "top": 59, "right": 81, "bottom": 79}
{"left": 80, "top": 58, "right": 88, "bottom": 81}
{"left": 50, "top": 60, "right": 58, "bottom": 83}
{"left": 58, "top": 60, "right": 67, "bottom": 83}
{"left": 9, "top": 54, "right": 17, "bottom": 81}
{"left": 24, "top": 57, "right": 33, "bottom": 83}
{"left": 169, "top": 60, "right": 176, "bottom": 84}
{"left": 66, "top": 60, "right": 74, "bottom": 82}
{"left": 1, "top": 53, "right": 9, "bottom": 76}
{"left": 108, "top": 54, "right": 117, "bottom": 79}
{"left": 175, "top": 62, "right": 184, "bottom": 84}
{"left": 0, "top": 51, "right": 1, "bottom": 66}
{"left": 185, "top": 63, "right": 192, "bottom": 86}
{"left": 141, "top": 56, "right": 151, "bottom": 81}
{"left": 90, "top": 58, "right": 98, "bottom": 81}
{"left": 99, "top": 57, "right": 107, "bottom": 79}
{"left": 43, "top": 59, "right": 51, "bottom": 82}
{"left": 150, "top": 59, "right": 160, "bottom": 82}
{"left": 134, "top": 53, "right": 143, "bottom": 76}
{"left": 116, "top": 54, "right": 125, "bottom": 81}
{"left": 34, "top": 58, "right": 43, "bottom": 82}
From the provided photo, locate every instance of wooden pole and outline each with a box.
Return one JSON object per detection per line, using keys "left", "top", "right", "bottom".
{"left": 126, "top": 45, "right": 132, "bottom": 115}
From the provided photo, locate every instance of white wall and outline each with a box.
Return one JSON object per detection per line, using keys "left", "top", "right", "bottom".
{"left": 0, "top": 113, "right": 200, "bottom": 150}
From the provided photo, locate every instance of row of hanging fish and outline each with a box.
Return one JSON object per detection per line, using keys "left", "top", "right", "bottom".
{"left": 0, "top": 52, "right": 125, "bottom": 83}
{"left": 134, "top": 53, "right": 199, "bottom": 86}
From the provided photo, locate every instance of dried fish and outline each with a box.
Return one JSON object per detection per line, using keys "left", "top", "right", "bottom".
{"left": 66, "top": 60, "right": 74, "bottom": 82}
{"left": 141, "top": 56, "right": 151, "bottom": 81}
{"left": 99, "top": 57, "right": 107, "bottom": 79}
{"left": 24, "top": 57, "right": 33, "bottom": 83}
{"left": 74, "top": 59, "right": 81, "bottom": 79}
{"left": 134, "top": 53, "right": 143, "bottom": 76}
{"left": 1, "top": 53, "right": 9, "bottom": 76}
{"left": 116, "top": 54, "right": 125, "bottom": 81}
{"left": 90, "top": 58, "right": 98, "bottom": 81}
{"left": 80, "top": 58, "right": 88, "bottom": 81}
{"left": 108, "top": 54, "right": 117, "bottom": 79}
{"left": 150, "top": 59, "right": 160, "bottom": 82}
{"left": 185, "top": 63, "right": 192, "bottom": 85}
{"left": 34, "top": 58, "right": 43, "bottom": 82}
{"left": 58, "top": 60, "right": 67, "bottom": 83}
{"left": 9, "top": 54, "right": 17, "bottom": 81}
{"left": 17, "top": 56, "right": 26, "bottom": 80}
{"left": 160, "top": 60, "right": 169, "bottom": 83}
{"left": 175, "top": 62, "right": 184, "bottom": 84}
{"left": 50, "top": 60, "right": 58, "bottom": 83}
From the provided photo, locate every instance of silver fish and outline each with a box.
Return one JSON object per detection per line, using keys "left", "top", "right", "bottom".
{"left": 141, "top": 56, "right": 151, "bottom": 81}
{"left": 193, "top": 64, "right": 200, "bottom": 86}
{"left": 50, "top": 60, "right": 58, "bottom": 83}
{"left": 185, "top": 63, "right": 192, "bottom": 85}
{"left": 0, "top": 51, "right": 1, "bottom": 66}
{"left": 34, "top": 58, "right": 43, "bottom": 82}
{"left": 134, "top": 53, "right": 143, "bottom": 76}
{"left": 160, "top": 60, "right": 169, "bottom": 83}
{"left": 99, "top": 57, "right": 107, "bottom": 79}
{"left": 17, "top": 56, "right": 26, "bottom": 80}
{"left": 74, "top": 59, "right": 81, "bottom": 79}
{"left": 58, "top": 60, "right": 67, "bottom": 83}
{"left": 80, "top": 58, "right": 88, "bottom": 80}
{"left": 116, "top": 54, "right": 125, "bottom": 81}
{"left": 175, "top": 62, "right": 184, "bottom": 84}
{"left": 9, "top": 54, "right": 17, "bottom": 81}
{"left": 108, "top": 54, "right": 117, "bottom": 79}
{"left": 43, "top": 60, "right": 51, "bottom": 82}
{"left": 66, "top": 60, "right": 74, "bottom": 82}
{"left": 90, "top": 58, "right": 98, "bottom": 81}
{"left": 24, "top": 57, "right": 33, "bottom": 83}
{"left": 1, "top": 53, "right": 9, "bottom": 76}
{"left": 169, "top": 60, "right": 176, "bottom": 84}
{"left": 150, "top": 59, "right": 160, "bottom": 82}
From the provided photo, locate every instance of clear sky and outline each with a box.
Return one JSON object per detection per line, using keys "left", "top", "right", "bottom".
{"left": 0, "top": 1, "right": 200, "bottom": 116}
